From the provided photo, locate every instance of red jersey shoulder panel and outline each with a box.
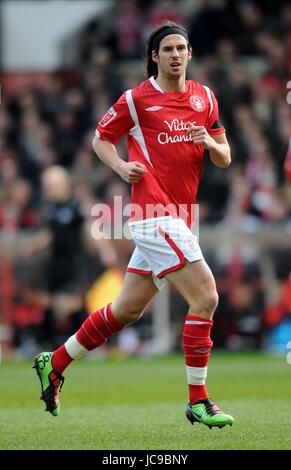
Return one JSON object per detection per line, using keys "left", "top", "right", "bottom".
{"left": 96, "top": 92, "right": 134, "bottom": 144}
{"left": 187, "top": 81, "right": 225, "bottom": 135}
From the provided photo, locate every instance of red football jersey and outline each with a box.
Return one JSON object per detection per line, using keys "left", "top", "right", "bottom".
{"left": 96, "top": 77, "right": 225, "bottom": 227}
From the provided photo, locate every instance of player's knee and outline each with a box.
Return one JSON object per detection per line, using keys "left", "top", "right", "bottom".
{"left": 189, "top": 289, "right": 218, "bottom": 318}
{"left": 112, "top": 302, "right": 143, "bottom": 324}
{"left": 125, "top": 305, "right": 144, "bottom": 323}
{"left": 206, "top": 290, "right": 219, "bottom": 315}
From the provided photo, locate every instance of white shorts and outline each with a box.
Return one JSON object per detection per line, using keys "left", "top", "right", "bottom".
{"left": 126, "top": 216, "right": 204, "bottom": 291}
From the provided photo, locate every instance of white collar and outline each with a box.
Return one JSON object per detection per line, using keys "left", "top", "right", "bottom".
{"left": 149, "top": 76, "right": 164, "bottom": 93}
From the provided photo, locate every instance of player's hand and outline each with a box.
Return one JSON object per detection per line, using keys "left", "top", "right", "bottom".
{"left": 187, "top": 124, "right": 215, "bottom": 150}
{"left": 115, "top": 161, "right": 147, "bottom": 183}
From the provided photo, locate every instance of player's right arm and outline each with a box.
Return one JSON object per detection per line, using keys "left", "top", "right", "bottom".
{"left": 92, "top": 92, "right": 147, "bottom": 184}
{"left": 92, "top": 138, "right": 147, "bottom": 183}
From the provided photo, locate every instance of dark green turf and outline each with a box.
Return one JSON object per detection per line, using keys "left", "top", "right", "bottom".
{"left": 0, "top": 353, "right": 290, "bottom": 449}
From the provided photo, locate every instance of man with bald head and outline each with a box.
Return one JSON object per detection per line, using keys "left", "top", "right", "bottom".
{"left": 41, "top": 165, "right": 72, "bottom": 203}
{"left": 23, "top": 165, "right": 86, "bottom": 348}
{"left": 39, "top": 166, "right": 84, "bottom": 296}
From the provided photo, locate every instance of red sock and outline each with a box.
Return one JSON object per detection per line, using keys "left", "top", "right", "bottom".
{"left": 52, "top": 345, "right": 73, "bottom": 374}
{"left": 183, "top": 313, "right": 213, "bottom": 405}
{"left": 52, "top": 303, "right": 124, "bottom": 374}
{"left": 76, "top": 303, "right": 124, "bottom": 350}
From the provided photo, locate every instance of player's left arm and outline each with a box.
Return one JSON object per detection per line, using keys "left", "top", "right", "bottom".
{"left": 205, "top": 131, "right": 231, "bottom": 169}
{"left": 187, "top": 88, "right": 231, "bottom": 168}
{"left": 187, "top": 125, "right": 231, "bottom": 168}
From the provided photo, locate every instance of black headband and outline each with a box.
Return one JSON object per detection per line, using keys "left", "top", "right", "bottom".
{"left": 151, "top": 26, "right": 189, "bottom": 52}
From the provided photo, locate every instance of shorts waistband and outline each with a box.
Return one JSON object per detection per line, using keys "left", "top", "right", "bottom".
{"left": 128, "top": 215, "right": 173, "bottom": 226}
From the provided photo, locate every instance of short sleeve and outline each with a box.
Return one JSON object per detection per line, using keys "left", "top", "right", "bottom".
{"left": 206, "top": 89, "right": 225, "bottom": 136}
{"left": 95, "top": 92, "right": 134, "bottom": 144}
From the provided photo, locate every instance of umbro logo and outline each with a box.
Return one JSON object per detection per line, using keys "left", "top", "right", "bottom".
{"left": 145, "top": 106, "right": 164, "bottom": 111}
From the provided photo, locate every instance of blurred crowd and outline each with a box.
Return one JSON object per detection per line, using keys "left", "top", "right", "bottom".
{"left": 0, "top": 0, "right": 290, "bottom": 356}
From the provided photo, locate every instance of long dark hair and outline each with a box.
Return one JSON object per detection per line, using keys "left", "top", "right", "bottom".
{"left": 144, "top": 21, "right": 191, "bottom": 78}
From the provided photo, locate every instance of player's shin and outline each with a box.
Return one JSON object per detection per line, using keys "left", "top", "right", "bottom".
{"left": 183, "top": 314, "right": 213, "bottom": 405}
{"left": 52, "top": 303, "right": 125, "bottom": 373}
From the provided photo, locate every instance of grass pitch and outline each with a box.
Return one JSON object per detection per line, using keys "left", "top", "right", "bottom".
{"left": 0, "top": 352, "right": 290, "bottom": 450}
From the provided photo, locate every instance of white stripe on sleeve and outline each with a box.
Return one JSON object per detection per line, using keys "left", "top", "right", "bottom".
{"left": 125, "top": 89, "right": 153, "bottom": 167}
{"left": 203, "top": 85, "right": 213, "bottom": 119}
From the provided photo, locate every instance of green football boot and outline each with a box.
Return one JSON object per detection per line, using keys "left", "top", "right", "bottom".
{"left": 33, "top": 352, "right": 64, "bottom": 416}
{"left": 186, "top": 398, "right": 234, "bottom": 429}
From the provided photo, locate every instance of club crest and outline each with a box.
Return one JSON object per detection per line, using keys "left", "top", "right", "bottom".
{"left": 190, "top": 95, "right": 206, "bottom": 112}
